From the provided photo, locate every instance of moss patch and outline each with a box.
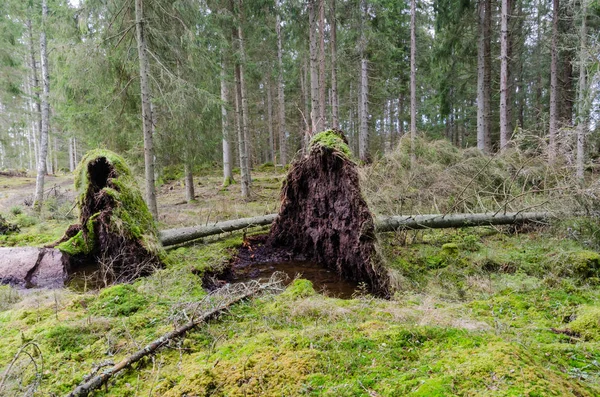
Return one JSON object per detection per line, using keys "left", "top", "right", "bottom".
{"left": 309, "top": 129, "right": 353, "bottom": 158}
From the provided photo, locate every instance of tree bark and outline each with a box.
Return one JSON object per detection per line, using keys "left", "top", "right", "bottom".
{"left": 576, "top": 0, "right": 588, "bottom": 181}
{"left": 500, "top": 0, "right": 510, "bottom": 151}
{"left": 358, "top": 0, "right": 369, "bottom": 163}
{"left": 221, "top": 59, "right": 234, "bottom": 186}
{"left": 184, "top": 161, "right": 195, "bottom": 203}
{"left": 276, "top": 2, "right": 287, "bottom": 164}
{"left": 158, "top": 211, "right": 553, "bottom": 247}
{"left": 34, "top": 0, "right": 50, "bottom": 212}
{"left": 26, "top": 18, "right": 41, "bottom": 162}
{"left": 330, "top": 0, "right": 339, "bottom": 129}
{"left": 308, "top": 0, "right": 321, "bottom": 134}
{"left": 266, "top": 76, "right": 275, "bottom": 163}
{"left": 237, "top": 20, "right": 252, "bottom": 182}
{"left": 410, "top": 0, "right": 417, "bottom": 164}
{"left": 134, "top": 0, "right": 159, "bottom": 220}
{"left": 549, "top": 0, "right": 559, "bottom": 163}
{"left": 318, "top": 0, "right": 326, "bottom": 130}
{"left": 477, "top": 0, "right": 491, "bottom": 153}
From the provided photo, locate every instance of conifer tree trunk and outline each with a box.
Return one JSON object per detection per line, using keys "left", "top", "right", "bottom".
{"left": 276, "top": 2, "right": 287, "bottom": 164}
{"left": 500, "top": 0, "right": 510, "bottom": 151}
{"left": 410, "top": 0, "right": 417, "bottom": 164}
{"left": 549, "top": 0, "right": 559, "bottom": 163}
{"left": 483, "top": 0, "right": 491, "bottom": 152}
{"left": 576, "top": 0, "right": 588, "bottom": 180}
{"left": 477, "top": 0, "right": 491, "bottom": 153}
{"left": 184, "top": 161, "right": 194, "bottom": 203}
{"left": 221, "top": 59, "right": 234, "bottom": 186}
{"left": 330, "top": 0, "right": 339, "bottom": 129}
{"left": 318, "top": 0, "right": 326, "bottom": 130}
{"left": 69, "top": 137, "right": 75, "bottom": 172}
{"left": 266, "top": 76, "right": 275, "bottom": 163}
{"left": 238, "top": 21, "right": 251, "bottom": 185}
{"left": 308, "top": 0, "right": 321, "bottom": 134}
{"left": 134, "top": 0, "right": 159, "bottom": 219}
{"left": 34, "top": 0, "right": 50, "bottom": 212}
{"left": 26, "top": 18, "right": 41, "bottom": 159}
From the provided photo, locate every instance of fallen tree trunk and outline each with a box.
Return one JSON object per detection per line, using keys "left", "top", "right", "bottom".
{"left": 374, "top": 211, "right": 552, "bottom": 232}
{"left": 159, "top": 211, "right": 552, "bottom": 247}
{"left": 159, "top": 214, "right": 277, "bottom": 246}
{"left": 65, "top": 277, "right": 284, "bottom": 397}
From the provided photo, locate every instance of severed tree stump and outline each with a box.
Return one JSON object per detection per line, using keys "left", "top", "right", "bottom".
{"left": 267, "top": 129, "right": 390, "bottom": 296}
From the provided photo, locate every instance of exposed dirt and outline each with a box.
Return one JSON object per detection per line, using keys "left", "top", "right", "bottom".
{"left": 266, "top": 132, "right": 390, "bottom": 297}
{"left": 0, "top": 174, "right": 74, "bottom": 212}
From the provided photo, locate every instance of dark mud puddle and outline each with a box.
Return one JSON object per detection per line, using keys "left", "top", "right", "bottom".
{"left": 220, "top": 235, "right": 360, "bottom": 299}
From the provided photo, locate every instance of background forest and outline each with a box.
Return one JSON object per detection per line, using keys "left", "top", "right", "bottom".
{"left": 0, "top": 0, "right": 599, "bottom": 214}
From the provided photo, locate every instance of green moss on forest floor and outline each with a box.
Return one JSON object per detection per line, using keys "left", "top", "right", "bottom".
{"left": 0, "top": 227, "right": 598, "bottom": 396}
{"left": 1, "top": 162, "right": 600, "bottom": 396}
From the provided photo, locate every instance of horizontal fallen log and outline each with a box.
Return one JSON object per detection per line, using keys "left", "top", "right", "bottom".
{"left": 158, "top": 211, "right": 552, "bottom": 247}
{"left": 65, "top": 277, "right": 284, "bottom": 397}
{"left": 374, "top": 211, "right": 552, "bottom": 232}
{"left": 159, "top": 214, "right": 278, "bottom": 246}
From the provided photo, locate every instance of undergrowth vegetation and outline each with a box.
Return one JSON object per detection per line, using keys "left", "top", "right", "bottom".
{"left": 0, "top": 139, "right": 599, "bottom": 395}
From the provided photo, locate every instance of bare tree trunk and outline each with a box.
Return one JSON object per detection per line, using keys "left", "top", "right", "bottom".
{"left": 549, "top": 0, "right": 559, "bottom": 163}
{"left": 34, "top": 0, "right": 50, "bottom": 212}
{"left": 500, "top": 0, "right": 510, "bottom": 151}
{"left": 276, "top": 2, "right": 287, "bottom": 164}
{"left": 318, "top": 0, "right": 326, "bottom": 130}
{"left": 184, "top": 161, "right": 195, "bottom": 203}
{"left": 576, "top": 0, "right": 588, "bottom": 180}
{"left": 330, "top": 0, "right": 339, "bottom": 129}
{"left": 69, "top": 137, "right": 75, "bottom": 172}
{"left": 410, "top": 0, "right": 417, "bottom": 164}
{"left": 221, "top": 59, "right": 234, "bottom": 186}
{"left": 308, "top": 0, "right": 321, "bottom": 134}
{"left": 134, "top": 0, "right": 159, "bottom": 219}
{"left": 238, "top": 19, "right": 252, "bottom": 182}
{"left": 266, "top": 76, "right": 275, "bottom": 163}
{"left": 477, "top": 0, "right": 488, "bottom": 153}
{"left": 483, "top": 0, "right": 491, "bottom": 152}
{"left": 300, "top": 58, "right": 310, "bottom": 151}
{"left": 234, "top": 63, "right": 249, "bottom": 198}
{"left": 26, "top": 18, "right": 41, "bottom": 155}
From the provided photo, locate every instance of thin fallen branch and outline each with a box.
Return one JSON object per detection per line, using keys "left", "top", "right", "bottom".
{"left": 158, "top": 211, "right": 553, "bottom": 247}
{"left": 65, "top": 275, "right": 285, "bottom": 397}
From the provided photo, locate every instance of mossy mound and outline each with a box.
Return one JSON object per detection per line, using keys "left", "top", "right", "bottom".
{"left": 55, "top": 149, "right": 164, "bottom": 282}
{"left": 567, "top": 306, "right": 600, "bottom": 341}
{"left": 309, "top": 129, "right": 353, "bottom": 159}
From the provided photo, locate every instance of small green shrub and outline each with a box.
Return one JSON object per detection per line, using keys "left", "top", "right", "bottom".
{"left": 15, "top": 213, "right": 38, "bottom": 227}
{"left": 9, "top": 206, "right": 22, "bottom": 216}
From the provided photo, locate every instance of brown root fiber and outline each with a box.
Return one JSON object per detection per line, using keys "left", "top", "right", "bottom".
{"left": 53, "top": 150, "right": 163, "bottom": 284}
{"left": 267, "top": 130, "right": 390, "bottom": 296}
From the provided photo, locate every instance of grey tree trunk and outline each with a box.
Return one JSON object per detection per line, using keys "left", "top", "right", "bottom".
{"left": 500, "top": 0, "right": 510, "bottom": 151}
{"left": 221, "top": 59, "right": 234, "bottom": 186}
{"left": 266, "top": 77, "right": 275, "bottom": 163}
{"left": 234, "top": 63, "right": 249, "bottom": 198}
{"left": 576, "top": 0, "right": 588, "bottom": 180}
{"left": 549, "top": 0, "right": 559, "bottom": 163}
{"left": 33, "top": 0, "right": 50, "bottom": 212}
{"left": 483, "top": 0, "right": 491, "bottom": 152}
{"left": 308, "top": 0, "right": 321, "bottom": 134}
{"left": 476, "top": 0, "right": 489, "bottom": 153}
{"left": 358, "top": 0, "right": 369, "bottom": 163}
{"left": 276, "top": 3, "right": 287, "bottom": 164}
{"left": 318, "top": 0, "right": 326, "bottom": 130}
{"left": 330, "top": 0, "right": 339, "bottom": 129}
{"left": 134, "top": 0, "right": 159, "bottom": 220}
{"left": 26, "top": 18, "right": 41, "bottom": 162}
{"left": 69, "top": 137, "right": 75, "bottom": 172}
{"left": 301, "top": 57, "right": 311, "bottom": 150}
{"left": 410, "top": 0, "right": 417, "bottom": 164}
{"left": 238, "top": 23, "right": 252, "bottom": 187}
{"left": 158, "top": 211, "right": 553, "bottom": 247}
{"left": 184, "top": 161, "right": 195, "bottom": 203}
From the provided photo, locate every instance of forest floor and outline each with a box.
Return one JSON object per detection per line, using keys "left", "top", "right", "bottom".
{"left": 1, "top": 146, "right": 600, "bottom": 396}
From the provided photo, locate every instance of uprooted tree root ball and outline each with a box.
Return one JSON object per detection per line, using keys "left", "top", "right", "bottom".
{"left": 267, "top": 129, "right": 390, "bottom": 296}
{"left": 53, "top": 149, "right": 164, "bottom": 283}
